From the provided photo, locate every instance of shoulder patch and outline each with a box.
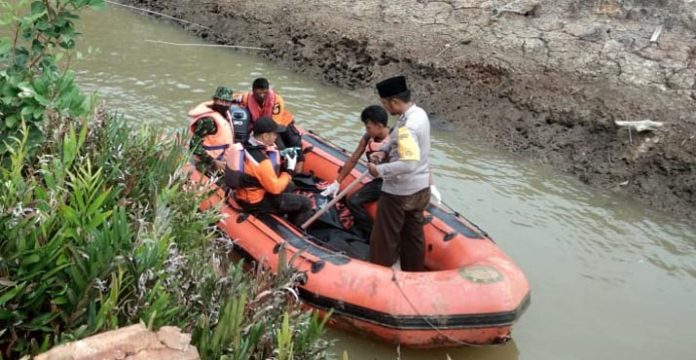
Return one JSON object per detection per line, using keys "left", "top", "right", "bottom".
{"left": 397, "top": 126, "right": 420, "bottom": 161}
{"left": 272, "top": 103, "right": 281, "bottom": 115}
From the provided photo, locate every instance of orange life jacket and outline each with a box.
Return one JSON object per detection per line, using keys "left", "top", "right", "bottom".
{"left": 366, "top": 134, "right": 389, "bottom": 161}
{"left": 223, "top": 142, "right": 245, "bottom": 188}
{"left": 239, "top": 90, "right": 294, "bottom": 127}
{"left": 188, "top": 101, "right": 234, "bottom": 161}
{"left": 234, "top": 140, "right": 289, "bottom": 205}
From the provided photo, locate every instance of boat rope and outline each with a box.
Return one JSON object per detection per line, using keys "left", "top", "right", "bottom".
{"left": 390, "top": 268, "right": 486, "bottom": 348}
{"left": 105, "top": 0, "right": 211, "bottom": 29}
{"left": 144, "top": 40, "right": 268, "bottom": 51}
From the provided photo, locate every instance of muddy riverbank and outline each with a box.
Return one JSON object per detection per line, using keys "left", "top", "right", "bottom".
{"left": 123, "top": 0, "right": 696, "bottom": 219}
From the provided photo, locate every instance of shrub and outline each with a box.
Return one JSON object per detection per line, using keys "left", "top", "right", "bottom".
{"left": 0, "top": 1, "right": 334, "bottom": 358}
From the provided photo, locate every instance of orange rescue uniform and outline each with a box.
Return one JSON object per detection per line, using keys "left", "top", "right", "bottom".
{"left": 238, "top": 90, "right": 294, "bottom": 127}
{"left": 188, "top": 101, "right": 234, "bottom": 161}
{"left": 234, "top": 142, "right": 290, "bottom": 204}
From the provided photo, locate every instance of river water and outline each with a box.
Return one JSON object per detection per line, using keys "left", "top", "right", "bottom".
{"left": 69, "top": 5, "right": 696, "bottom": 360}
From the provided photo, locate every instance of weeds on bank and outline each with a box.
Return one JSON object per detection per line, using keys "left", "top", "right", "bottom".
{"left": 0, "top": 0, "right": 333, "bottom": 358}
{"left": 0, "top": 113, "right": 333, "bottom": 359}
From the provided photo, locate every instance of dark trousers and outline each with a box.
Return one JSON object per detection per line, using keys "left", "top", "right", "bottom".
{"left": 275, "top": 122, "right": 305, "bottom": 162}
{"left": 346, "top": 178, "right": 382, "bottom": 238}
{"left": 239, "top": 192, "right": 313, "bottom": 228}
{"left": 369, "top": 187, "right": 430, "bottom": 272}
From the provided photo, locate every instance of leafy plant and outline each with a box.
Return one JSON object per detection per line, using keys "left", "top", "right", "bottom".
{"left": 278, "top": 312, "right": 294, "bottom": 360}
{"left": 0, "top": 0, "right": 103, "bottom": 158}
{"left": 191, "top": 259, "right": 334, "bottom": 360}
{"left": 1, "top": 112, "right": 334, "bottom": 359}
{"left": 0, "top": 1, "right": 335, "bottom": 359}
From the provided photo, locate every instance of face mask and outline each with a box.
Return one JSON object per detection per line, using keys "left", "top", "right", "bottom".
{"left": 211, "top": 103, "right": 230, "bottom": 116}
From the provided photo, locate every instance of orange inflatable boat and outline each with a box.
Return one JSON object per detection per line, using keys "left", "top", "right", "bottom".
{"left": 190, "top": 129, "right": 530, "bottom": 348}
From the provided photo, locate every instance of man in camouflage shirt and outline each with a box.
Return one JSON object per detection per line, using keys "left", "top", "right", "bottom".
{"left": 189, "top": 86, "right": 235, "bottom": 172}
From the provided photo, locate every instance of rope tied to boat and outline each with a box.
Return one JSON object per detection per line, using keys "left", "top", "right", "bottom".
{"left": 390, "top": 267, "right": 489, "bottom": 347}
{"left": 105, "top": 1, "right": 211, "bottom": 29}
{"left": 144, "top": 40, "right": 268, "bottom": 51}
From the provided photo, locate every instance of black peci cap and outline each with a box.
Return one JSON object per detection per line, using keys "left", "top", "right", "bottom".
{"left": 376, "top": 75, "right": 408, "bottom": 98}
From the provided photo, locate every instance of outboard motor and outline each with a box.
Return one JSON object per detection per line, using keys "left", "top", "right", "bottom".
{"left": 229, "top": 105, "right": 251, "bottom": 143}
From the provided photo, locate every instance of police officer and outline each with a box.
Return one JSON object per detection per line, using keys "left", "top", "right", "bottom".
{"left": 368, "top": 76, "right": 431, "bottom": 272}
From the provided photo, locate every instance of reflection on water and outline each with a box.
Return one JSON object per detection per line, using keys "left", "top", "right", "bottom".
{"left": 328, "top": 329, "right": 520, "bottom": 360}
{"left": 69, "top": 5, "right": 696, "bottom": 360}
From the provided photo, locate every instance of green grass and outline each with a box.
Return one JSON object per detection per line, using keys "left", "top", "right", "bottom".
{"left": 1, "top": 1, "right": 334, "bottom": 357}
{"left": 0, "top": 112, "right": 334, "bottom": 359}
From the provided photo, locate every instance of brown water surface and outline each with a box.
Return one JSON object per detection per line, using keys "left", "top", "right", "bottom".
{"left": 64, "top": 6, "right": 696, "bottom": 359}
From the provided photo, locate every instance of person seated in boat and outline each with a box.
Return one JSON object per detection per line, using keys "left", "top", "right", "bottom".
{"left": 188, "top": 86, "right": 235, "bottom": 173}
{"left": 321, "top": 105, "right": 390, "bottom": 239}
{"left": 236, "top": 77, "right": 304, "bottom": 172}
{"left": 232, "top": 116, "right": 313, "bottom": 227}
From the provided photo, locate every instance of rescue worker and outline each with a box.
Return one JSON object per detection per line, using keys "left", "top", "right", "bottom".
{"left": 368, "top": 76, "right": 431, "bottom": 272}
{"left": 321, "top": 105, "right": 390, "bottom": 238}
{"left": 188, "top": 86, "right": 235, "bottom": 172}
{"left": 237, "top": 78, "right": 293, "bottom": 126}
{"left": 237, "top": 78, "right": 304, "bottom": 172}
{"left": 232, "top": 116, "right": 313, "bottom": 227}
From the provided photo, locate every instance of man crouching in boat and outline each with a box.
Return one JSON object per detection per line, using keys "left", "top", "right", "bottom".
{"left": 321, "top": 105, "right": 390, "bottom": 239}
{"left": 188, "top": 86, "right": 235, "bottom": 173}
{"left": 236, "top": 78, "right": 305, "bottom": 173}
{"left": 230, "top": 116, "right": 313, "bottom": 227}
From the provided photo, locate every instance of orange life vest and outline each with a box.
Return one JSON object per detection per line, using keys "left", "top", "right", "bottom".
{"left": 239, "top": 91, "right": 294, "bottom": 127}
{"left": 366, "top": 134, "right": 389, "bottom": 161}
{"left": 234, "top": 140, "right": 288, "bottom": 205}
{"left": 188, "top": 101, "right": 234, "bottom": 161}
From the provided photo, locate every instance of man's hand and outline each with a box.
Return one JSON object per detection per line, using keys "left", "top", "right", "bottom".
{"left": 280, "top": 147, "right": 301, "bottom": 158}
{"left": 369, "top": 151, "right": 386, "bottom": 164}
{"left": 320, "top": 180, "right": 340, "bottom": 197}
{"left": 284, "top": 152, "right": 298, "bottom": 171}
{"left": 368, "top": 163, "right": 380, "bottom": 178}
